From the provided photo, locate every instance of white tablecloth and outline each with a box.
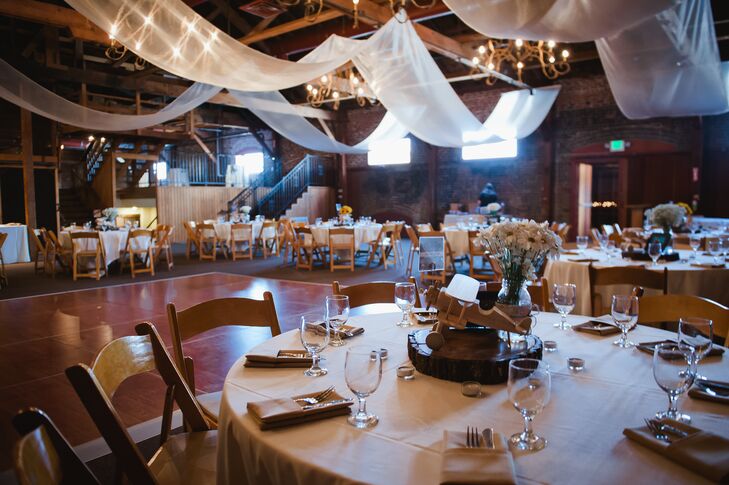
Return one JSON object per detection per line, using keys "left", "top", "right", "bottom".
{"left": 0, "top": 224, "right": 30, "bottom": 264}
{"left": 443, "top": 228, "right": 471, "bottom": 257}
{"left": 544, "top": 248, "right": 729, "bottom": 315}
{"left": 213, "top": 222, "right": 268, "bottom": 241}
{"left": 60, "top": 230, "right": 131, "bottom": 266}
{"left": 310, "top": 224, "right": 382, "bottom": 248}
{"left": 217, "top": 312, "right": 729, "bottom": 485}
{"left": 443, "top": 214, "right": 485, "bottom": 227}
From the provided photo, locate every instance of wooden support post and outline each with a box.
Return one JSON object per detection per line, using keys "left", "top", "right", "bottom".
{"left": 135, "top": 90, "right": 142, "bottom": 136}
{"left": 21, "top": 108, "right": 37, "bottom": 229}
{"left": 426, "top": 143, "right": 438, "bottom": 226}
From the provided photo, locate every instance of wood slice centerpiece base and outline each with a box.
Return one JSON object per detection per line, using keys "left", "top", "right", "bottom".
{"left": 407, "top": 326, "right": 543, "bottom": 384}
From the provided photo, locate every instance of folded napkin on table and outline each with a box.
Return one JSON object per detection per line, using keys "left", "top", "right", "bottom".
{"left": 247, "top": 389, "right": 352, "bottom": 430}
{"left": 244, "top": 350, "right": 312, "bottom": 368}
{"left": 691, "top": 262, "right": 726, "bottom": 269}
{"left": 568, "top": 258, "right": 599, "bottom": 263}
{"left": 689, "top": 379, "right": 729, "bottom": 405}
{"left": 561, "top": 250, "right": 580, "bottom": 256}
{"left": 635, "top": 340, "right": 725, "bottom": 358}
{"left": 317, "top": 322, "right": 364, "bottom": 339}
{"left": 572, "top": 316, "right": 621, "bottom": 336}
{"left": 623, "top": 419, "right": 729, "bottom": 482}
{"left": 411, "top": 309, "right": 439, "bottom": 325}
{"left": 440, "top": 430, "right": 516, "bottom": 485}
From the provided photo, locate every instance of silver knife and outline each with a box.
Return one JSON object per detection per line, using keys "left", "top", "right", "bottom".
{"left": 482, "top": 428, "right": 495, "bottom": 449}
{"left": 302, "top": 399, "right": 353, "bottom": 411}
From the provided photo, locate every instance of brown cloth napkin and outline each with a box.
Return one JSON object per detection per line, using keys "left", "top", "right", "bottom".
{"left": 440, "top": 430, "right": 516, "bottom": 485}
{"left": 244, "top": 350, "right": 312, "bottom": 368}
{"left": 569, "top": 258, "right": 599, "bottom": 263}
{"left": 247, "top": 390, "right": 352, "bottom": 430}
{"left": 623, "top": 419, "right": 729, "bottom": 482}
{"left": 689, "top": 380, "right": 729, "bottom": 405}
{"left": 315, "top": 323, "right": 365, "bottom": 339}
{"left": 691, "top": 262, "right": 726, "bottom": 269}
{"left": 573, "top": 320, "right": 621, "bottom": 336}
{"left": 635, "top": 341, "right": 725, "bottom": 358}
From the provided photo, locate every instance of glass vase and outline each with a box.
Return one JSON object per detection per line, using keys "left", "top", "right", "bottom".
{"left": 496, "top": 278, "right": 532, "bottom": 317}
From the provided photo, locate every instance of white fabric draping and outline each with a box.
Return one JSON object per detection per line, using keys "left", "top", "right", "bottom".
{"left": 596, "top": 0, "right": 729, "bottom": 119}
{"left": 0, "top": 224, "right": 31, "bottom": 264}
{"left": 0, "top": 58, "right": 221, "bottom": 131}
{"left": 441, "top": 0, "right": 678, "bottom": 42}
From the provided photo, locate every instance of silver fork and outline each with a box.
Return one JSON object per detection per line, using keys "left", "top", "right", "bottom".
{"left": 294, "top": 385, "right": 335, "bottom": 405}
{"left": 644, "top": 418, "right": 670, "bottom": 443}
{"left": 647, "top": 418, "right": 689, "bottom": 439}
{"left": 466, "top": 426, "right": 482, "bottom": 448}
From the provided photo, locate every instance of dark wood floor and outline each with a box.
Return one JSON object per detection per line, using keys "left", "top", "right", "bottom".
{"left": 0, "top": 272, "right": 332, "bottom": 470}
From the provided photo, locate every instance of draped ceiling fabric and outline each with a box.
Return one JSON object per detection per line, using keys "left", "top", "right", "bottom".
{"left": 0, "top": 58, "right": 221, "bottom": 131}
{"left": 443, "top": 0, "right": 729, "bottom": 119}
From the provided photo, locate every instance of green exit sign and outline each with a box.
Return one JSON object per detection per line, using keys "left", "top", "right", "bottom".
{"left": 609, "top": 139, "right": 626, "bottom": 152}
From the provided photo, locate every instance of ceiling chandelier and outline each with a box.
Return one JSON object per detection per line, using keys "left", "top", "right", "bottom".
{"left": 471, "top": 38, "right": 571, "bottom": 85}
{"left": 304, "top": 67, "right": 377, "bottom": 110}
{"left": 276, "top": 0, "right": 435, "bottom": 28}
{"left": 105, "top": 36, "right": 147, "bottom": 70}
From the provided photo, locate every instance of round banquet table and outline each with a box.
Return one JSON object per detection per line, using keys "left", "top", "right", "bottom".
{"left": 59, "top": 229, "right": 132, "bottom": 267}
{"left": 544, "top": 248, "right": 729, "bottom": 315}
{"left": 0, "top": 224, "right": 31, "bottom": 263}
{"left": 442, "top": 227, "right": 473, "bottom": 258}
{"left": 213, "top": 221, "right": 269, "bottom": 241}
{"left": 217, "top": 311, "right": 729, "bottom": 485}
{"left": 310, "top": 223, "right": 382, "bottom": 248}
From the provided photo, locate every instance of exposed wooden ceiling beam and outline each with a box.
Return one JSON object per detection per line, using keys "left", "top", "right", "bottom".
{"left": 240, "top": 9, "right": 344, "bottom": 45}
{"left": 0, "top": 0, "right": 108, "bottom": 44}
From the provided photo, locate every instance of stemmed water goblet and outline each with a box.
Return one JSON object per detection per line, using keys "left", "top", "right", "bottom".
{"left": 300, "top": 313, "right": 329, "bottom": 377}
{"left": 326, "top": 295, "right": 350, "bottom": 347}
{"left": 678, "top": 317, "right": 713, "bottom": 381}
{"left": 507, "top": 358, "right": 551, "bottom": 451}
{"left": 689, "top": 234, "right": 701, "bottom": 261}
{"left": 708, "top": 240, "right": 722, "bottom": 266}
{"left": 394, "top": 282, "right": 416, "bottom": 327}
{"left": 576, "top": 235, "right": 589, "bottom": 254}
{"left": 345, "top": 345, "right": 382, "bottom": 429}
{"left": 653, "top": 343, "right": 696, "bottom": 423}
{"left": 606, "top": 241, "right": 616, "bottom": 262}
{"left": 552, "top": 283, "right": 576, "bottom": 329}
{"left": 597, "top": 233, "right": 609, "bottom": 253}
{"left": 611, "top": 295, "right": 639, "bottom": 348}
{"left": 647, "top": 241, "right": 662, "bottom": 267}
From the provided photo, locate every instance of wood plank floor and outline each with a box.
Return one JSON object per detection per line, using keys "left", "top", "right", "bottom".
{"left": 0, "top": 272, "right": 332, "bottom": 471}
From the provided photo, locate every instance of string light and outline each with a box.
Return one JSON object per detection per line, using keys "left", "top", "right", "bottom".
{"left": 472, "top": 37, "right": 571, "bottom": 84}
{"left": 320, "top": 75, "right": 328, "bottom": 83}
{"left": 306, "top": 84, "right": 313, "bottom": 91}
{"left": 186, "top": 20, "right": 196, "bottom": 33}
{"left": 143, "top": 15, "right": 152, "bottom": 26}
{"left": 172, "top": 46, "right": 181, "bottom": 57}
{"left": 88, "top": 135, "right": 95, "bottom": 142}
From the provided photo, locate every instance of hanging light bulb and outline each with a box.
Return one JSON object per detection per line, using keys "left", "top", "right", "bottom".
{"left": 186, "top": 20, "right": 196, "bottom": 33}
{"left": 143, "top": 15, "right": 152, "bottom": 26}
{"left": 172, "top": 46, "right": 181, "bottom": 57}
{"left": 561, "top": 49, "right": 570, "bottom": 59}
{"left": 515, "top": 38, "right": 523, "bottom": 48}
{"left": 109, "top": 23, "right": 118, "bottom": 40}
{"left": 320, "top": 75, "right": 328, "bottom": 83}
{"left": 88, "top": 135, "right": 95, "bottom": 142}
{"left": 357, "top": 87, "right": 364, "bottom": 95}
{"left": 547, "top": 40, "right": 556, "bottom": 48}
{"left": 516, "top": 61, "right": 524, "bottom": 69}
{"left": 487, "top": 62, "right": 495, "bottom": 70}
{"left": 478, "top": 45, "right": 486, "bottom": 54}
{"left": 352, "top": 0, "right": 360, "bottom": 28}
{"left": 352, "top": 77, "right": 359, "bottom": 85}
{"left": 306, "top": 84, "right": 313, "bottom": 91}
{"left": 332, "top": 91, "right": 340, "bottom": 99}
{"left": 135, "top": 41, "right": 142, "bottom": 51}
{"left": 100, "top": 137, "right": 106, "bottom": 143}
{"left": 312, "top": 88, "right": 319, "bottom": 95}
{"left": 472, "top": 57, "right": 480, "bottom": 66}
{"left": 203, "top": 41, "right": 212, "bottom": 52}
{"left": 210, "top": 30, "right": 218, "bottom": 41}
{"left": 549, "top": 56, "right": 555, "bottom": 63}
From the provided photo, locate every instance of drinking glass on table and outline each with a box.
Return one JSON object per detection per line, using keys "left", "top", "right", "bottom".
{"left": 576, "top": 235, "right": 589, "bottom": 253}
{"left": 552, "top": 283, "right": 576, "bottom": 329}
{"left": 606, "top": 241, "right": 616, "bottom": 261}
{"left": 708, "top": 240, "right": 722, "bottom": 265}
{"left": 394, "top": 282, "right": 416, "bottom": 327}
{"left": 597, "top": 233, "right": 609, "bottom": 252}
{"left": 689, "top": 234, "right": 701, "bottom": 260}
{"left": 678, "top": 317, "right": 713, "bottom": 381}
{"left": 345, "top": 345, "right": 382, "bottom": 429}
{"left": 722, "top": 236, "right": 729, "bottom": 261}
{"left": 653, "top": 343, "right": 696, "bottom": 423}
{"left": 611, "top": 295, "right": 639, "bottom": 348}
{"left": 508, "top": 358, "right": 551, "bottom": 452}
{"left": 326, "top": 295, "right": 350, "bottom": 347}
{"left": 647, "top": 241, "right": 662, "bottom": 266}
{"left": 300, "top": 314, "right": 330, "bottom": 377}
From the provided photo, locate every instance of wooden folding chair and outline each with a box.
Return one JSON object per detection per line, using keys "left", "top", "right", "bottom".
{"left": 295, "top": 226, "right": 323, "bottom": 270}
{"left": 46, "top": 230, "right": 73, "bottom": 272}
{"left": 65, "top": 322, "right": 217, "bottom": 485}
{"left": 366, "top": 223, "right": 398, "bottom": 269}
{"left": 404, "top": 225, "right": 420, "bottom": 277}
{"left": 638, "top": 294, "right": 729, "bottom": 344}
{"left": 196, "top": 223, "right": 225, "bottom": 261}
{"left": 167, "top": 294, "right": 281, "bottom": 424}
{"left": 258, "top": 220, "right": 279, "bottom": 258}
{"left": 153, "top": 224, "right": 174, "bottom": 271}
{"left": 588, "top": 265, "right": 668, "bottom": 316}
{"left": 0, "top": 232, "right": 6, "bottom": 288}
{"left": 13, "top": 407, "right": 100, "bottom": 485}
{"left": 120, "top": 229, "right": 155, "bottom": 278}
{"left": 70, "top": 232, "right": 105, "bottom": 281}
{"left": 467, "top": 230, "right": 496, "bottom": 281}
{"left": 329, "top": 227, "right": 355, "bottom": 272}
{"left": 182, "top": 222, "right": 199, "bottom": 260}
{"left": 332, "top": 277, "right": 422, "bottom": 308}
{"left": 29, "top": 228, "right": 52, "bottom": 276}
{"left": 278, "top": 219, "right": 296, "bottom": 264}
{"left": 229, "top": 223, "right": 254, "bottom": 260}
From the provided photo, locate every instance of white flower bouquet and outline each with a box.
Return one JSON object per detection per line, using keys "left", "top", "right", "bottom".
{"left": 646, "top": 203, "right": 685, "bottom": 230}
{"left": 480, "top": 220, "right": 561, "bottom": 306}
{"left": 485, "top": 202, "right": 503, "bottom": 215}
{"left": 240, "top": 205, "right": 252, "bottom": 214}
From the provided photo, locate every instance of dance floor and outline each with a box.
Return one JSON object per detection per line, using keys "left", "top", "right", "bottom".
{"left": 0, "top": 272, "right": 331, "bottom": 470}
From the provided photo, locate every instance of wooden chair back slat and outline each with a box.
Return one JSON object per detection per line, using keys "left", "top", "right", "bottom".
{"left": 588, "top": 265, "right": 667, "bottom": 316}
{"left": 638, "top": 294, "right": 729, "bottom": 344}
{"left": 332, "top": 278, "right": 422, "bottom": 308}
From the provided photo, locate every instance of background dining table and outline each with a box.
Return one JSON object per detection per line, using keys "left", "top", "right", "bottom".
{"left": 59, "top": 228, "right": 133, "bottom": 266}
{"left": 0, "top": 223, "right": 30, "bottom": 264}
{"left": 544, "top": 248, "right": 729, "bottom": 315}
{"left": 217, "top": 311, "right": 729, "bottom": 485}
{"left": 309, "top": 223, "right": 382, "bottom": 249}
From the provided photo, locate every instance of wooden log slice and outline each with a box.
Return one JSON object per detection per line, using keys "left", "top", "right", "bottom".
{"left": 407, "top": 326, "right": 543, "bottom": 384}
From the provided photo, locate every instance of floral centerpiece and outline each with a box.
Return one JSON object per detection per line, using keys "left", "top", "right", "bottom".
{"left": 646, "top": 203, "right": 686, "bottom": 231}
{"left": 338, "top": 204, "right": 353, "bottom": 224}
{"left": 480, "top": 220, "right": 561, "bottom": 315}
{"left": 239, "top": 205, "right": 252, "bottom": 222}
{"left": 96, "top": 207, "right": 118, "bottom": 231}
{"left": 485, "top": 202, "right": 503, "bottom": 216}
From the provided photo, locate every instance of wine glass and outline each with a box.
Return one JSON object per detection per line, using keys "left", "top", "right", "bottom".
{"left": 722, "top": 236, "right": 729, "bottom": 262}
{"left": 689, "top": 234, "right": 701, "bottom": 260}
{"left": 326, "top": 295, "right": 350, "bottom": 347}
{"left": 345, "top": 345, "right": 382, "bottom": 429}
{"left": 508, "top": 358, "right": 551, "bottom": 451}
{"left": 647, "top": 241, "right": 662, "bottom": 267}
{"left": 708, "top": 240, "right": 722, "bottom": 265}
{"left": 653, "top": 343, "right": 696, "bottom": 423}
{"left": 300, "top": 314, "right": 329, "bottom": 377}
{"left": 576, "top": 235, "right": 589, "bottom": 254}
{"left": 552, "top": 284, "right": 576, "bottom": 330}
{"left": 611, "top": 295, "right": 639, "bottom": 348}
{"left": 606, "top": 241, "right": 616, "bottom": 262}
{"left": 678, "top": 317, "right": 713, "bottom": 380}
{"left": 394, "top": 282, "right": 416, "bottom": 327}
{"left": 597, "top": 233, "right": 609, "bottom": 253}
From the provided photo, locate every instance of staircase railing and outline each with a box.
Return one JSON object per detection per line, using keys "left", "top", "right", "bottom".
{"left": 256, "top": 154, "right": 336, "bottom": 219}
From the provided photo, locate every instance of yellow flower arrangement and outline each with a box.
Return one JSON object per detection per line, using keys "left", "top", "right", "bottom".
{"left": 339, "top": 205, "right": 353, "bottom": 215}
{"left": 677, "top": 202, "right": 693, "bottom": 215}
